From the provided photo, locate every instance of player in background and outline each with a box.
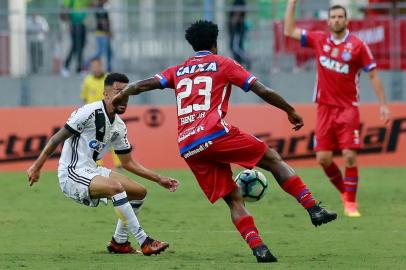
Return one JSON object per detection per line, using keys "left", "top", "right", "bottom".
{"left": 27, "top": 73, "right": 179, "bottom": 255}
{"left": 284, "top": 1, "right": 391, "bottom": 217}
{"left": 81, "top": 58, "right": 106, "bottom": 103}
{"left": 112, "top": 20, "right": 337, "bottom": 263}
{"left": 81, "top": 58, "right": 122, "bottom": 169}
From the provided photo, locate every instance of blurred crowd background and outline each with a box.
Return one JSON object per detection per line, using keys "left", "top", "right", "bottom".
{"left": 0, "top": 0, "right": 405, "bottom": 106}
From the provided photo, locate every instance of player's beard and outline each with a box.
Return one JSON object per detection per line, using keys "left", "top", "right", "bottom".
{"left": 113, "top": 95, "right": 129, "bottom": 115}
{"left": 330, "top": 22, "right": 346, "bottom": 36}
{"left": 114, "top": 104, "right": 127, "bottom": 114}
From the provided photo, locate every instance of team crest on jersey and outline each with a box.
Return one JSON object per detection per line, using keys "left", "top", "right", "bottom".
{"left": 176, "top": 62, "right": 217, "bottom": 77}
{"left": 76, "top": 123, "right": 84, "bottom": 132}
{"left": 88, "top": 139, "right": 106, "bottom": 153}
{"left": 331, "top": 48, "right": 339, "bottom": 58}
{"left": 323, "top": 45, "right": 331, "bottom": 53}
{"left": 341, "top": 51, "right": 352, "bottom": 62}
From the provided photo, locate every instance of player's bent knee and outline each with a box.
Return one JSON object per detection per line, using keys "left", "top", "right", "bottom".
{"left": 257, "top": 148, "right": 282, "bottom": 167}
{"left": 316, "top": 155, "right": 332, "bottom": 167}
{"left": 344, "top": 156, "right": 357, "bottom": 167}
{"left": 343, "top": 150, "right": 357, "bottom": 167}
{"left": 108, "top": 180, "right": 125, "bottom": 196}
{"left": 138, "top": 187, "right": 147, "bottom": 200}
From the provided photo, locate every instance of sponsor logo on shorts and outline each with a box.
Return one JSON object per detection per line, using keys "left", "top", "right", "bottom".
{"left": 178, "top": 125, "right": 205, "bottom": 143}
{"left": 74, "top": 191, "right": 81, "bottom": 202}
{"left": 183, "top": 141, "right": 212, "bottom": 159}
{"left": 84, "top": 168, "right": 94, "bottom": 174}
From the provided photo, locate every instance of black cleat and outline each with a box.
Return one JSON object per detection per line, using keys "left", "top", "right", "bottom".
{"left": 308, "top": 202, "right": 337, "bottom": 227}
{"left": 252, "top": 244, "right": 278, "bottom": 263}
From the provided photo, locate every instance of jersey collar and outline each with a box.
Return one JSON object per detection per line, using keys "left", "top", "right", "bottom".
{"left": 102, "top": 100, "right": 115, "bottom": 124}
{"left": 195, "top": 50, "right": 213, "bottom": 57}
{"left": 329, "top": 30, "right": 350, "bottom": 45}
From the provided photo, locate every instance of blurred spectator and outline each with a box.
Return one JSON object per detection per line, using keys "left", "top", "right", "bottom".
{"left": 81, "top": 58, "right": 106, "bottom": 103}
{"left": 26, "top": 14, "right": 49, "bottom": 74}
{"left": 87, "top": 0, "right": 113, "bottom": 72}
{"left": 366, "top": 0, "right": 406, "bottom": 18}
{"left": 60, "top": 0, "right": 90, "bottom": 77}
{"left": 228, "top": 0, "right": 251, "bottom": 69}
{"left": 81, "top": 58, "right": 122, "bottom": 168}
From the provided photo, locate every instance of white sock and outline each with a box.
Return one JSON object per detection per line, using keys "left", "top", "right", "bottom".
{"left": 112, "top": 192, "right": 147, "bottom": 246}
{"left": 113, "top": 219, "right": 128, "bottom": 244}
{"left": 113, "top": 199, "right": 144, "bottom": 244}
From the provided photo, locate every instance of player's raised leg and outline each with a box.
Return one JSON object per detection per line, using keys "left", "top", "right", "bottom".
{"left": 256, "top": 148, "right": 337, "bottom": 227}
{"left": 223, "top": 188, "right": 277, "bottom": 263}
{"left": 89, "top": 175, "right": 169, "bottom": 255}
{"left": 342, "top": 149, "right": 361, "bottom": 217}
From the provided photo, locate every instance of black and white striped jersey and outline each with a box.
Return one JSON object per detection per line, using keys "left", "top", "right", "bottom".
{"left": 59, "top": 101, "right": 132, "bottom": 170}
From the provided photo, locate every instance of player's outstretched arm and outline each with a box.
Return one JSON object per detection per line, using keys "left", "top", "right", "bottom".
{"left": 250, "top": 80, "right": 304, "bottom": 131}
{"left": 112, "top": 77, "right": 162, "bottom": 107}
{"left": 368, "top": 69, "right": 391, "bottom": 123}
{"left": 27, "top": 127, "right": 73, "bottom": 186}
{"left": 117, "top": 153, "right": 179, "bottom": 192}
{"left": 284, "top": 0, "right": 302, "bottom": 40}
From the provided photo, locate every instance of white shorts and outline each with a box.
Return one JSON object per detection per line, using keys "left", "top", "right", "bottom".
{"left": 58, "top": 166, "right": 111, "bottom": 207}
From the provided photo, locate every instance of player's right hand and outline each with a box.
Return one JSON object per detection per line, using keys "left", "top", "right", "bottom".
{"left": 158, "top": 176, "right": 180, "bottom": 192}
{"left": 27, "top": 165, "right": 41, "bottom": 186}
{"left": 287, "top": 111, "right": 304, "bottom": 131}
{"left": 380, "top": 104, "right": 391, "bottom": 124}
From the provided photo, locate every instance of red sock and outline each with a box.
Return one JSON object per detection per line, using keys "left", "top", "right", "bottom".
{"left": 282, "top": 176, "right": 316, "bottom": 209}
{"left": 234, "top": 215, "right": 263, "bottom": 249}
{"left": 344, "top": 167, "right": 358, "bottom": 202}
{"left": 323, "top": 162, "right": 345, "bottom": 193}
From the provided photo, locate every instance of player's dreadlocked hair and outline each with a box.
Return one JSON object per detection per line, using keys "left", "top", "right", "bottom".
{"left": 185, "top": 20, "right": 219, "bottom": 51}
{"left": 104, "top": 73, "right": 129, "bottom": 86}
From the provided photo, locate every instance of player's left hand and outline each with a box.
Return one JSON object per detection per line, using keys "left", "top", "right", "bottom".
{"left": 158, "top": 176, "right": 180, "bottom": 192}
{"left": 287, "top": 110, "right": 304, "bottom": 131}
{"left": 380, "top": 104, "right": 391, "bottom": 124}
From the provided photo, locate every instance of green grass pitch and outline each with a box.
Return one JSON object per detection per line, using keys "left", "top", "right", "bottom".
{"left": 1, "top": 168, "right": 406, "bottom": 269}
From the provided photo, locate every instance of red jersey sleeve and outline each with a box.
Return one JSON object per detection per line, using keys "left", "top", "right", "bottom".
{"left": 359, "top": 41, "right": 376, "bottom": 72}
{"left": 300, "top": 30, "right": 323, "bottom": 48}
{"left": 154, "top": 66, "right": 176, "bottom": 89}
{"left": 224, "top": 58, "right": 257, "bottom": 92}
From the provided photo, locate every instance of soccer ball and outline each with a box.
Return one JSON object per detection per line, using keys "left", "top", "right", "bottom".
{"left": 234, "top": 169, "right": 269, "bottom": 202}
